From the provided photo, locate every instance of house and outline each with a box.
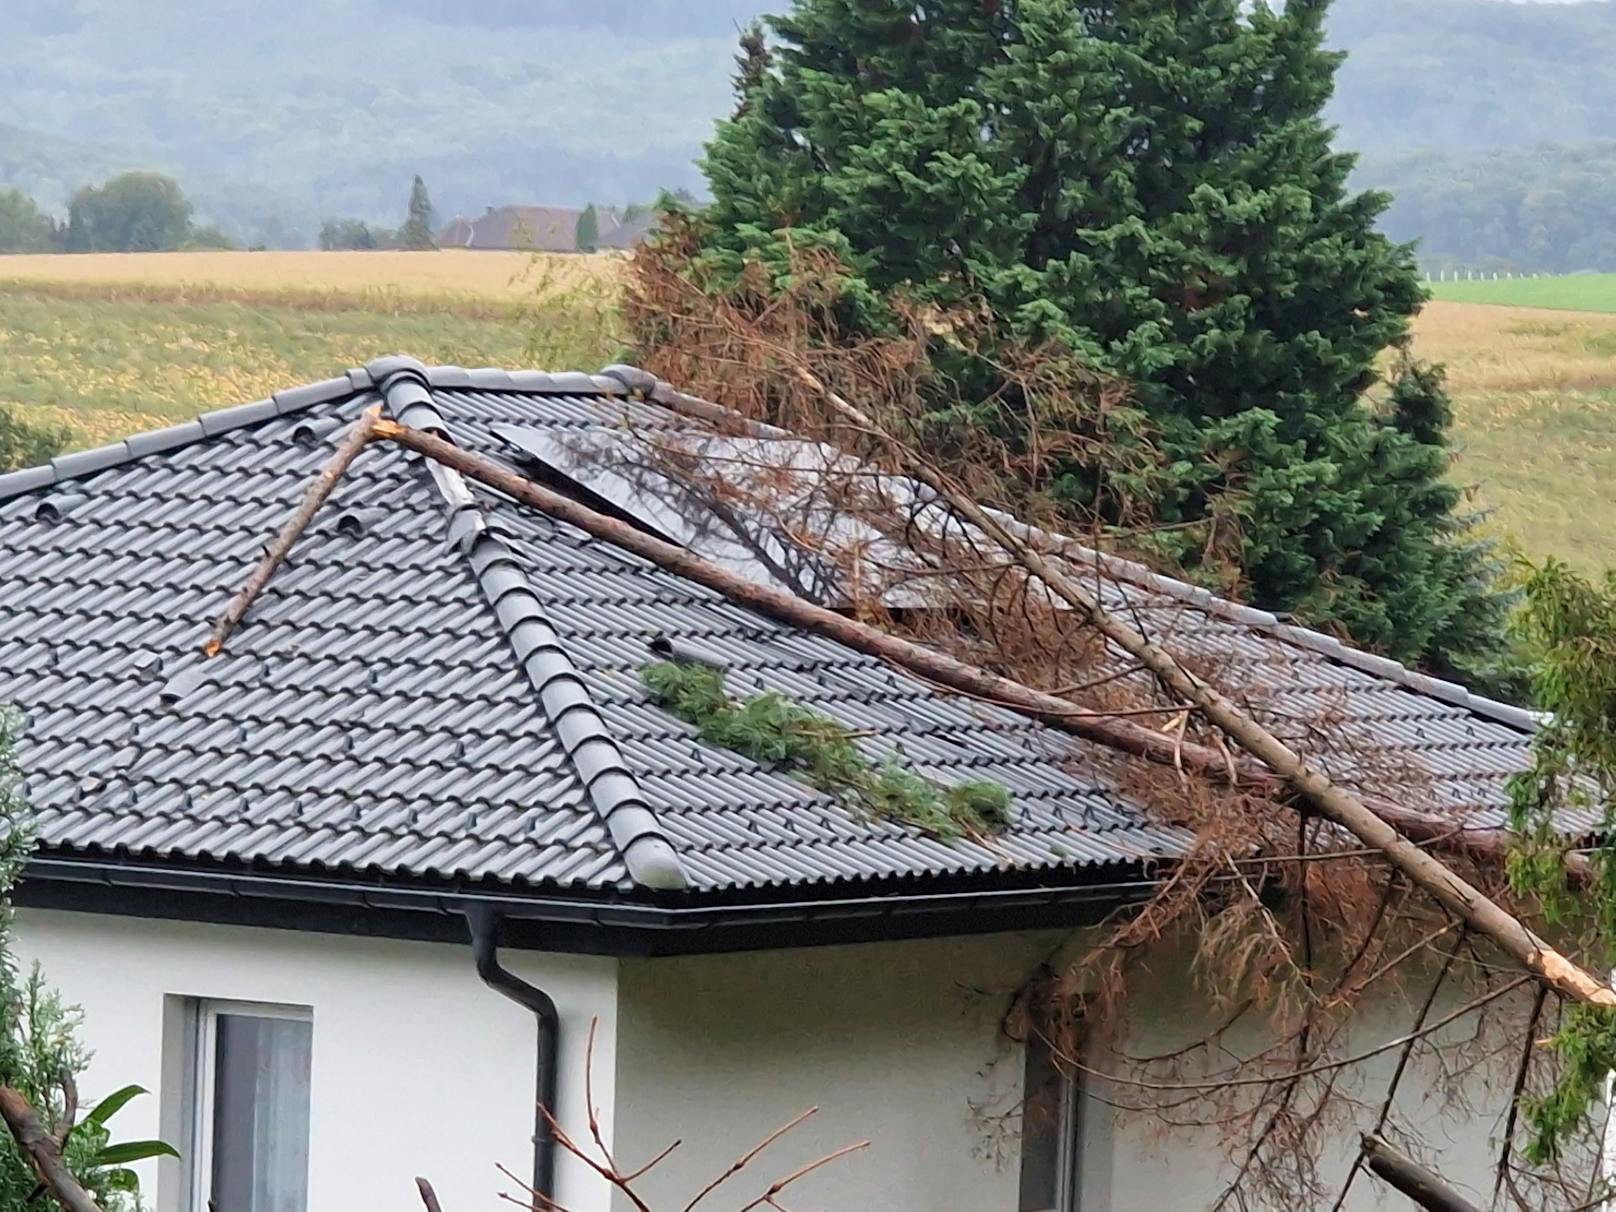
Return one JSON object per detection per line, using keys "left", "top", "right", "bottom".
{"left": 436, "top": 206, "right": 650, "bottom": 253}
{"left": 0, "top": 358, "right": 1552, "bottom": 1212}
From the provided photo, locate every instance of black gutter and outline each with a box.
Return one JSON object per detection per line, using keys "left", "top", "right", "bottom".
{"left": 26, "top": 854, "right": 1160, "bottom": 951}
{"left": 466, "top": 906, "right": 558, "bottom": 1202}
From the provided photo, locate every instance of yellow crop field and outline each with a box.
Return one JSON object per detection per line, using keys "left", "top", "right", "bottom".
{"left": 0, "top": 251, "right": 626, "bottom": 447}
{"left": 0, "top": 252, "right": 1608, "bottom": 572}
{"left": 1410, "top": 301, "right": 1616, "bottom": 570}
{"left": 0, "top": 249, "right": 621, "bottom": 311}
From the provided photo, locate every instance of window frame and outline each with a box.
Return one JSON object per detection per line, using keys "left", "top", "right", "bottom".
{"left": 1019, "top": 1030, "right": 1084, "bottom": 1212}
{"left": 185, "top": 999, "right": 314, "bottom": 1212}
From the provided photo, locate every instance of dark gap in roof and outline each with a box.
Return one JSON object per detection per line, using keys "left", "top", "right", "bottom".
{"left": 494, "top": 424, "right": 858, "bottom": 608}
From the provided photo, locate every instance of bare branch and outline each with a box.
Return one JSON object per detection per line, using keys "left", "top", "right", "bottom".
{"left": 736, "top": 1142, "right": 871, "bottom": 1212}
{"left": 683, "top": 1108, "right": 818, "bottom": 1212}
{"left": 0, "top": 1087, "right": 102, "bottom": 1212}
{"left": 204, "top": 404, "right": 382, "bottom": 656}
{"left": 1361, "top": 1133, "right": 1482, "bottom": 1212}
{"left": 416, "top": 1177, "right": 445, "bottom": 1212}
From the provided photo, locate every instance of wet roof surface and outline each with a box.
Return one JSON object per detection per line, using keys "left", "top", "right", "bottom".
{"left": 0, "top": 363, "right": 1543, "bottom": 897}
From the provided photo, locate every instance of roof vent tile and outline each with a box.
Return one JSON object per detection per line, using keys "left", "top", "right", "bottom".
{"left": 292, "top": 415, "right": 345, "bottom": 447}
{"left": 33, "top": 492, "right": 87, "bottom": 525}
{"left": 331, "top": 508, "right": 386, "bottom": 539}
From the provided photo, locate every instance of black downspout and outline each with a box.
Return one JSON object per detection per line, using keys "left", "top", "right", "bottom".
{"left": 467, "top": 905, "right": 559, "bottom": 1202}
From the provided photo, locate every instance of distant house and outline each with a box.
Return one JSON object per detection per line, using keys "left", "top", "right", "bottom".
{"left": 0, "top": 355, "right": 1557, "bottom": 1212}
{"left": 436, "top": 204, "right": 653, "bottom": 252}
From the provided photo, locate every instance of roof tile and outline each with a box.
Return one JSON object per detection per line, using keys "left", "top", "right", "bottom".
{"left": 0, "top": 368, "right": 1553, "bottom": 899}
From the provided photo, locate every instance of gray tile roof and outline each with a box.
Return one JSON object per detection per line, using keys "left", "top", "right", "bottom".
{"left": 0, "top": 360, "right": 1547, "bottom": 897}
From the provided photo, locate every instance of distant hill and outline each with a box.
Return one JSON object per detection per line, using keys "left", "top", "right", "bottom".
{"left": 1329, "top": 0, "right": 1616, "bottom": 269}
{"left": 0, "top": 0, "right": 748, "bottom": 246}
{"left": 1330, "top": 0, "right": 1616, "bottom": 152}
{"left": 4, "top": 0, "right": 1615, "bottom": 260}
{"left": 0, "top": 124, "right": 128, "bottom": 214}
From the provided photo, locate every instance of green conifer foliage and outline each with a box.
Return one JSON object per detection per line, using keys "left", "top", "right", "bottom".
{"left": 642, "top": 660, "right": 1010, "bottom": 838}
{"left": 676, "top": 0, "right": 1506, "bottom": 679}
{"left": 399, "top": 175, "right": 436, "bottom": 250}
{"left": 0, "top": 710, "right": 153, "bottom": 1211}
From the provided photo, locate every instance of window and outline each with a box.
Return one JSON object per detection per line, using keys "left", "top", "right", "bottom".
{"left": 185, "top": 1001, "right": 313, "bottom": 1212}
{"left": 1018, "top": 1031, "right": 1081, "bottom": 1212}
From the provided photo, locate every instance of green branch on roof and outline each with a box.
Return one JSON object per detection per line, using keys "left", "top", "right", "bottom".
{"left": 641, "top": 660, "right": 1010, "bottom": 841}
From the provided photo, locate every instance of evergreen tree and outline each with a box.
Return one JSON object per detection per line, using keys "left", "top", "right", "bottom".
{"left": 575, "top": 203, "right": 600, "bottom": 252}
{"left": 676, "top": 0, "right": 1506, "bottom": 679}
{"left": 399, "top": 175, "right": 436, "bottom": 250}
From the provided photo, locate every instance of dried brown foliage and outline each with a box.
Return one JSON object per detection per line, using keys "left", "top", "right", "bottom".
{"left": 616, "top": 226, "right": 1610, "bottom": 1209}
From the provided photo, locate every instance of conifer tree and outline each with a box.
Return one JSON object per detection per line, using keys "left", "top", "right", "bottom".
{"left": 575, "top": 204, "right": 600, "bottom": 252}
{"left": 399, "top": 175, "right": 436, "bottom": 250}
{"left": 675, "top": 0, "right": 1505, "bottom": 678}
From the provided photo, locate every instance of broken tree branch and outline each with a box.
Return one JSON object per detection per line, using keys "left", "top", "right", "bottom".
{"left": 0, "top": 1087, "right": 103, "bottom": 1212}
{"left": 1361, "top": 1133, "right": 1481, "bottom": 1212}
{"left": 375, "top": 419, "right": 1585, "bottom": 903}
{"left": 415, "top": 1177, "right": 445, "bottom": 1212}
{"left": 203, "top": 403, "right": 382, "bottom": 657}
{"left": 753, "top": 364, "right": 1616, "bottom": 1009}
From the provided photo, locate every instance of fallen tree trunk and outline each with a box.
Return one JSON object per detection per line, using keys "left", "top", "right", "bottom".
{"left": 1361, "top": 1134, "right": 1481, "bottom": 1212}
{"left": 0, "top": 1088, "right": 103, "bottom": 1212}
{"left": 376, "top": 417, "right": 1601, "bottom": 1005}
{"left": 752, "top": 366, "right": 1616, "bottom": 1010}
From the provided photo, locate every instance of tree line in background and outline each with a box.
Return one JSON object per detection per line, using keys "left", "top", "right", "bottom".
{"left": 1364, "top": 142, "right": 1616, "bottom": 274}
{"left": 319, "top": 175, "right": 437, "bottom": 251}
{"left": 0, "top": 172, "right": 232, "bottom": 254}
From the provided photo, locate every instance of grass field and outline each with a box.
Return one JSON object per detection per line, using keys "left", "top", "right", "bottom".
{"left": 1427, "top": 274, "right": 1616, "bottom": 314}
{"left": 0, "top": 251, "right": 1610, "bottom": 572}
{"left": 1415, "top": 300, "right": 1616, "bottom": 570}
{"left": 0, "top": 251, "right": 623, "bottom": 443}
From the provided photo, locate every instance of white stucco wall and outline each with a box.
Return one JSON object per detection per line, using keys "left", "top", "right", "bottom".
{"left": 14, "top": 909, "right": 621, "bottom": 1212}
{"left": 19, "top": 908, "right": 1582, "bottom": 1212}
{"left": 612, "top": 934, "right": 1048, "bottom": 1212}
{"left": 1084, "top": 944, "right": 1549, "bottom": 1210}
{"left": 611, "top": 931, "right": 1558, "bottom": 1212}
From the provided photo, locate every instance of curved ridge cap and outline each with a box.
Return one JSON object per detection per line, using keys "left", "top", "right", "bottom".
{"left": 470, "top": 532, "right": 689, "bottom": 892}
{"left": 372, "top": 366, "right": 690, "bottom": 893}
